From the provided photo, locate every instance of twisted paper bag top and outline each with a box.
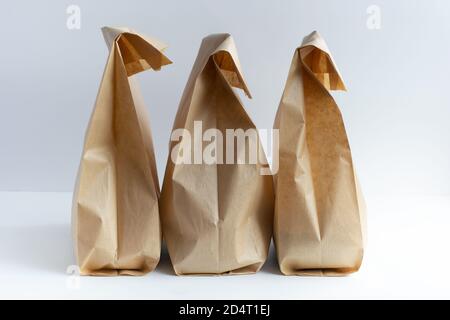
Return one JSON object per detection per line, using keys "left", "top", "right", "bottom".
{"left": 101, "top": 26, "right": 172, "bottom": 76}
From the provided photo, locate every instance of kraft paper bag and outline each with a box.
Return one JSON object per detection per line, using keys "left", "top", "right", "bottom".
{"left": 72, "top": 27, "right": 172, "bottom": 275}
{"left": 160, "top": 34, "right": 274, "bottom": 275}
{"left": 273, "top": 31, "right": 366, "bottom": 276}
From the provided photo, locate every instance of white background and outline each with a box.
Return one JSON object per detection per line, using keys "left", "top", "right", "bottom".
{"left": 0, "top": 0, "right": 450, "bottom": 299}
{"left": 1, "top": 0, "right": 450, "bottom": 195}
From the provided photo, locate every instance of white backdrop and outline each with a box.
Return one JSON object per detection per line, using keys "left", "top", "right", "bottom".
{"left": 1, "top": 0, "right": 450, "bottom": 196}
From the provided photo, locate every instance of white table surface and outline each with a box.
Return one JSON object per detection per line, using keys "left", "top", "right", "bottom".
{"left": 0, "top": 192, "right": 449, "bottom": 299}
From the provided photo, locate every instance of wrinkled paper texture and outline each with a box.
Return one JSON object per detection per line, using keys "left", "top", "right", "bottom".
{"left": 160, "top": 34, "right": 274, "bottom": 275}
{"left": 72, "top": 27, "right": 171, "bottom": 275}
{"left": 273, "top": 31, "right": 366, "bottom": 276}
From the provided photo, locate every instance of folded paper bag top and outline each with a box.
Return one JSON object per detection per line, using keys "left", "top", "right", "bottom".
{"left": 273, "top": 31, "right": 367, "bottom": 276}
{"left": 160, "top": 33, "right": 274, "bottom": 275}
{"left": 72, "top": 27, "right": 171, "bottom": 276}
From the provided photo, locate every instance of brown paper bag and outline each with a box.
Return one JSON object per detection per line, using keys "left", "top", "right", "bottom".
{"left": 273, "top": 31, "right": 366, "bottom": 276}
{"left": 72, "top": 27, "right": 172, "bottom": 275}
{"left": 160, "top": 34, "right": 274, "bottom": 275}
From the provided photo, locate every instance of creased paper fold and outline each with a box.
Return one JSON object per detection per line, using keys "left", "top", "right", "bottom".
{"left": 160, "top": 33, "right": 274, "bottom": 275}
{"left": 72, "top": 27, "right": 171, "bottom": 276}
{"left": 273, "top": 31, "right": 366, "bottom": 276}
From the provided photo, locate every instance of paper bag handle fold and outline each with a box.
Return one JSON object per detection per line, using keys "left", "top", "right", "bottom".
{"left": 299, "top": 31, "right": 346, "bottom": 91}
{"left": 102, "top": 26, "right": 172, "bottom": 77}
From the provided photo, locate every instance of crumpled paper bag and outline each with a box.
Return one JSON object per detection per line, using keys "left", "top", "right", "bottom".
{"left": 273, "top": 31, "right": 366, "bottom": 276}
{"left": 160, "top": 33, "right": 274, "bottom": 275}
{"left": 72, "top": 27, "right": 171, "bottom": 275}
